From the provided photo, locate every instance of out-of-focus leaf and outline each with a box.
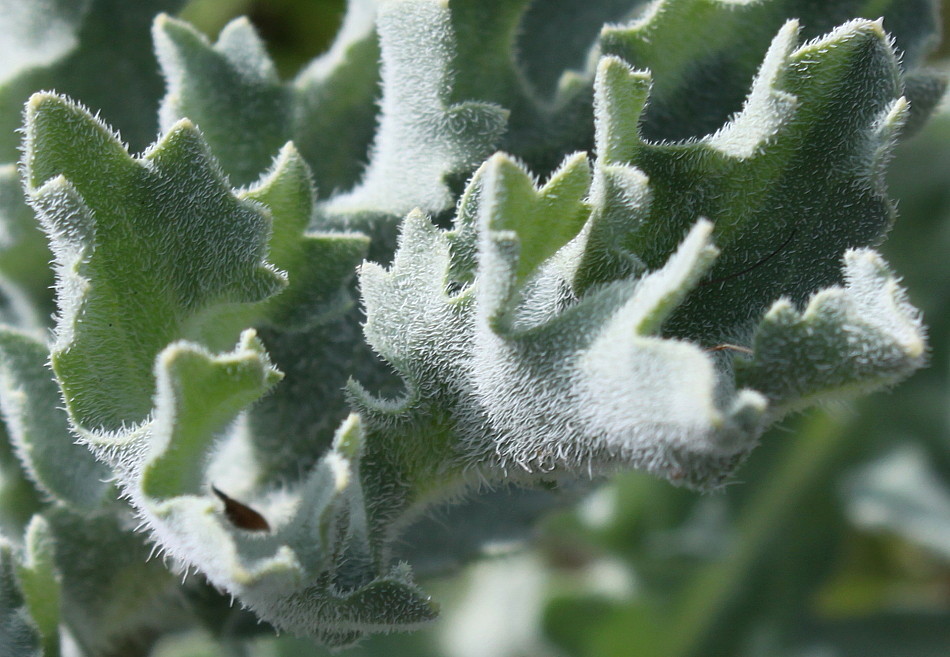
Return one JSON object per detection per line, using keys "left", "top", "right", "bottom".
{"left": 0, "top": 538, "right": 40, "bottom": 657}
{"left": 842, "top": 444, "right": 950, "bottom": 560}
{"left": 801, "top": 613, "right": 950, "bottom": 657}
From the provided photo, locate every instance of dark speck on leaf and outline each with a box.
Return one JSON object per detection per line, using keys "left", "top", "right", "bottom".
{"left": 212, "top": 485, "right": 270, "bottom": 532}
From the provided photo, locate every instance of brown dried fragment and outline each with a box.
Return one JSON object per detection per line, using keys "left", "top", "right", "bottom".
{"left": 212, "top": 485, "right": 270, "bottom": 532}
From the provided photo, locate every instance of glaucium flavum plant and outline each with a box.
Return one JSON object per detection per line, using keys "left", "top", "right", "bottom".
{"left": 0, "top": 0, "right": 942, "bottom": 653}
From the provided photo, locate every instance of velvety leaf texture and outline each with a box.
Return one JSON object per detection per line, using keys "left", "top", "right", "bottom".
{"left": 23, "top": 93, "right": 286, "bottom": 430}
{"left": 0, "top": 328, "right": 111, "bottom": 510}
{"left": 0, "top": 0, "right": 185, "bottom": 159}
{"left": 155, "top": 0, "right": 381, "bottom": 191}
{"left": 0, "top": 0, "right": 942, "bottom": 649}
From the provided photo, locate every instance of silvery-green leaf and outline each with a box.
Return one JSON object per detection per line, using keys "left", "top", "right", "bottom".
{"left": 578, "top": 20, "right": 915, "bottom": 350}
{"left": 0, "top": 538, "right": 41, "bottom": 657}
{"left": 155, "top": 0, "right": 380, "bottom": 191}
{"left": 0, "top": 328, "right": 111, "bottom": 509}
{"left": 0, "top": 0, "right": 185, "bottom": 159}
{"left": 842, "top": 444, "right": 950, "bottom": 561}
{"left": 325, "top": 0, "right": 508, "bottom": 221}
{"left": 739, "top": 250, "right": 926, "bottom": 412}
{"left": 14, "top": 516, "right": 60, "bottom": 657}
{"left": 600, "top": 0, "right": 943, "bottom": 142}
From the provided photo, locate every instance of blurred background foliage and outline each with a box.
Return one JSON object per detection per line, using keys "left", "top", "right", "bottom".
{"left": 150, "top": 0, "right": 950, "bottom": 655}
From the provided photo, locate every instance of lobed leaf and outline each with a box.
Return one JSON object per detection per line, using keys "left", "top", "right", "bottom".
{"left": 0, "top": 0, "right": 943, "bottom": 648}
{"left": 0, "top": 0, "right": 185, "bottom": 159}
{"left": 156, "top": 0, "right": 380, "bottom": 191}
{"left": 239, "top": 144, "right": 369, "bottom": 329}
{"left": 21, "top": 93, "right": 364, "bottom": 431}
{"left": 738, "top": 249, "right": 926, "bottom": 412}
{"left": 578, "top": 20, "right": 916, "bottom": 348}
{"left": 22, "top": 93, "right": 284, "bottom": 430}
{"left": 354, "top": 16, "right": 929, "bottom": 497}
{"left": 600, "top": 0, "right": 944, "bottom": 142}
{"left": 325, "top": 0, "right": 508, "bottom": 221}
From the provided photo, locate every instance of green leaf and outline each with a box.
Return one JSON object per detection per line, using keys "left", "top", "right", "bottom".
{"left": 0, "top": 0, "right": 185, "bottom": 159}
{"left": 470, "top": 218, "right": 767, "bottom": 488}
{"left": 0, "top": 328, "right": 111, "bottom": 509}
{"left": 600, "top": 0, "right": 943, "bottom": 142}
{"left": 0, "top": 539, "right": 41, "bottom": 657}
{"left": 77, "top": 332, "right": 433, "bottom": 644}
{"left": 154, "top": 14, "right": 292, "bottom": 187}
{"left": 580, "top": 19, "right": 915, "bottom": 349}
{"left": 842, "top": 445, "right": 950, "bottom": 561}
{"left": 239, "top": 144, "right": 369, "bottom": 329}
{"left": 738, "top": 249, "right": 926, "bottom": 412}
{"left": 0, "top": 0, "right": 944, "bottom": 649}
{"left": 15, "top": 516, "right": 60, "bottom": 657}
{"left": 359, "top": 209, "right": 768, "bottom": 491}
{"left": 22, "top": 92, "right": 285, "bottom": 430}
{"left": 141, "top": 331, "right": 282, "bottom": 500}
{"left": 356, "top": 15, "right": 928, "bottom": 513}
{"left": 324, "top": 0, "right": 508, "bottom": 220}
{"left": 480, "top": 152, "right": 591, "bottom": 288}
{"left": 155, "top": 0, "right": 381, "bottom": 191}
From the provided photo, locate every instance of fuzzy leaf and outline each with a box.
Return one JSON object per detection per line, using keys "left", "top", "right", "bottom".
{"left": 156, "top": 0, "right": 380, "bottom": 191}
{"left": 436, "top": 0, "right": 596, "bottom": 175}
{"left": 239, "top": 144, "right": 369, "bottom": 329}
{"left": 154, "top": 13, "right": 290, "bottom": 187}
{"left": 1, "top": 0, "right": 944, "bottom": 648}
{"left": 481, "top": 152, "right": 591, "bottom": 288}
{"left": 0, "top": 539, "right": 41, "bottom": 657}
{"left": 355, "top": 17, "right": 929, "bottom": 495}
{"left": 468, "top": 218, "right": 768, "bottom": 488}
{"left": 140, "top": 331, "right": 282, "bottom": 500}
{"left": 77, "top": 333, "right": 433, "bottom": 645}
{"left": 359, "top": 208, "right": 767, "bottom": 491}
{"left": 22, "top": 93, "right": 285, "bottom": 430}
{"left": 0, "top": 0, "right": 185, "bottom": 159}
{"left": 600, "top": 0, "right": 944, "bottom": 141}
{"left": 738, "top": 249, "right": 926, "bottom": 411}
{"left": 578, "top": 20, "right": 915, "bottom": 347}
{"left": 325, "top": 0, "right": 508, "bottom": 219}
{"left": 290, "top": 0, "right": 382, "bottom": 194}
{"left": 0, "top": 328, "right": 110, "bottom": 509}
{"left": 156, "top": 0, "right": 598, "bottom": 219}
